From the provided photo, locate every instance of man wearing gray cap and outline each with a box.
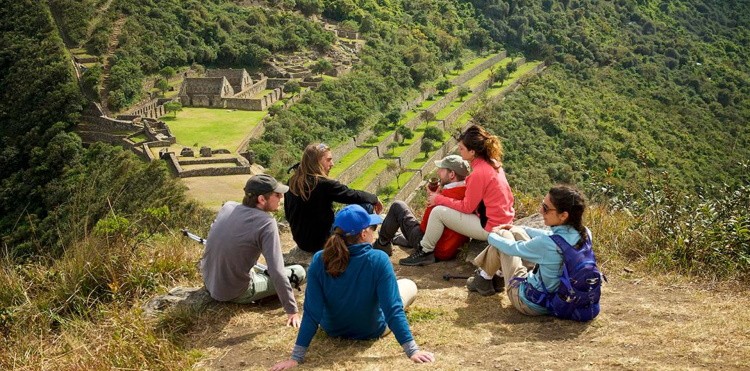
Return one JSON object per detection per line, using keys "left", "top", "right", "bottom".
{"left": 374, "top": 155, "right": 470, "bottom": 265}
{"left": 200, "top": 174, "right": 306, "bottom": 327}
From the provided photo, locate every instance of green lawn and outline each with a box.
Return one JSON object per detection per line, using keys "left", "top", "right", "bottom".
{"left": 348, "top": 159, "right": 396, "bottom": 190}
{"left": 162, "top": 107, "right": 265, "bottom": 150}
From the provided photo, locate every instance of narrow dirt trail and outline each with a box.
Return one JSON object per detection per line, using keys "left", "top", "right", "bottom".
{"left": 99, "top": 16, "right": 126, "bottom": 115}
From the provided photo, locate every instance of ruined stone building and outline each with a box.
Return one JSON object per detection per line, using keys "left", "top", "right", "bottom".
{"left": 179, "top": 68, "right": 282, "bottom": 110}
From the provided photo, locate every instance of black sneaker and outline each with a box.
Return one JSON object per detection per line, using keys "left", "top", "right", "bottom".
{"left": 466, "top": 270, "right": 496, "bottom": 296}
{"left": 399, "top": 249, "right": 435, "bottom": 266}
{"left": 492, "top": 274, "right": 505, "bottom": 292}
{"left": 373, "top": 239, "right": 393, "bottom": 256}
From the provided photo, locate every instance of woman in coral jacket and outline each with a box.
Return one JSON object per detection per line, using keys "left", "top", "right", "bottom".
{"left": 399, "top": 124, "right": 515, "bottom": 267}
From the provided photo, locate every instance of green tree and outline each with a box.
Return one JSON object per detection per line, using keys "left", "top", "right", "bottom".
{"left": 436, "top": 79, "right": 452, "bottom": 94}
{"left": 386, "top": 109, "right": 402, "bottom": 128}
{"left": 159, "top": 66, "right": 175, "bottom": 80}
{"left": 312, "top": 59, "right": 333, "bottom": 75}
{"left": 458, "top": 86, "right": 470, "bottom": 101}
{"left": 497, "top": 68, "right": 509, "bottom": 86}
{"left": 421, "top": 110, "right": 436, "bottom": 125}
{"left": 156, "top": 78, "right": 170, "bottom": 96}
{"left": 387, "top": 141, "right": 400, "bottom": 155}
{"left": 506, "top": 61, "right": 518, "bottom": 74}
{"left": 284, "top": 80, "right": 301, "bottom": 97}
{"left": 424, "top": 126, "right": 443, "bottom": 142}
{"left": 164, "top": 101, "right": 182, "bottom": 117}
{"left": 453, "top": 58, "right": 464, "bottom": 72}
{"left": 396, "top": 126, "right": 413, "bottom": 144}
{"left": 421, "top": 138, "right": 436, "bottom": 158}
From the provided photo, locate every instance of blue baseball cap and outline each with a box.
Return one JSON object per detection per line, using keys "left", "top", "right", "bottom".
{"left": 333, "top": 205, "right": 383, "bottom": 236}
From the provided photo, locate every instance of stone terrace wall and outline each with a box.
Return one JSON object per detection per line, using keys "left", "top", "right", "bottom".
{"left": 224, "top": 98, "right": 262, "bottom": 110}
{"left": 363, "top": 158, "right": 400, "bottom": 194}
{"left": 451, "top": 51, "right": 506, "bottom": 87}
{"left": 336, "top": 147, "right": 378, "bottom": 186}
{"left": 267, "top": 78, "right": 288, "bottom": 89}
{"left": 84, "top": 115, "right": 141, "bottom": 132}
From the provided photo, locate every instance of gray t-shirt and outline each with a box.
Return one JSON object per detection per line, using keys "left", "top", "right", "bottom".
{"left": 200, "top": 201, "right": 298, "bottom": 314}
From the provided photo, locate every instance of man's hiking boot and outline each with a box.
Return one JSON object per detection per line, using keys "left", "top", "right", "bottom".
{"left": 467, "top": 271, "right": 496, "bottom": 296}
{"left": 399, "top": 249, "right": 435, "bottom": 266}
{"left": 373, "top": 238, "right": 393, "bottom": 256}
{"left": 391, "top": 233, "right": 410, "bottom": 248}
{"left": 492, "top": 274, "right": 504, "bottom": 292}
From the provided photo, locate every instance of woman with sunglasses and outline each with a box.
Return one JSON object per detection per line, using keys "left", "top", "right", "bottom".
{"left": 286, "top": 143, "right": 384, "bottom": 254}
{"left": 400, "top": 124, "right": 515, "bottom": 266}
{"left": 271, "top": 205, "right": 435, "bottom": 370}
{"left": 468, "top": 185, "right": 590, "bottom": 316}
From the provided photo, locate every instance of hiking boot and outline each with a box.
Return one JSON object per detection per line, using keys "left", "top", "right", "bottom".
{"left": 391, "top": 233, "right": 410, "bottom": 248}
{"left": 399, "top": 249, "right": 435, "bottom": 266}
{"left": 467, "top": 271, "right": 496, "bottom": 296}
{"left": 373, "top": 239, "right": 393, "bottom": 256}
{"left": 492, "top": 274, "right": 505, "bottom": 292}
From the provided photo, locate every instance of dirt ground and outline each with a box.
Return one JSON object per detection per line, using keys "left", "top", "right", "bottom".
{"left": 183, "top": 227, "right": 750, "bottom": 371}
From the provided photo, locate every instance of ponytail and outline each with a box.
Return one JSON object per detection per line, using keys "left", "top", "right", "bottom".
{"left": 458, "top": 124, "right": 504, "bottom": 168}
{"left": 323, "top": 227, "right": 358, "bottom": 277}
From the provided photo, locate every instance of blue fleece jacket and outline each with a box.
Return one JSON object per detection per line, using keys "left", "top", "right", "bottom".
{"left": 293, "top": 242, "right": 414, "bottom": 360}
{"left": 488, "top": 225, "right": 583, "bottom": 313}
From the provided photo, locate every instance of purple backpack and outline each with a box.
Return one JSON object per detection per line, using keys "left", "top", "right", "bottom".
{"left": 546, "top": 231, "right": 603, "bottom": 321}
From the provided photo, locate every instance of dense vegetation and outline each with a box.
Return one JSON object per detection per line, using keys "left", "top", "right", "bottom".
{"left": 1, "top": 0, "right": 749, "bottom": 368}
{"left": 51, "top": 0, "right": 337, "bottom": 110}
{"left": 0, "top": 1, "right": 206, "bottom": 258}
{"left": 467, "top": 0, "right": 749, "bottom": 196}
{"left": 249, "top": 0, "right": 495, "bottom": 176}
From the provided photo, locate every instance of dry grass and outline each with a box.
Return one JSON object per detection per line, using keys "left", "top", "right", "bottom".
{"left": 186, "top": 231, "right": 750, "bottom": 370}
{"left": 3, "top": 205, "right": 749, "bottom": 370}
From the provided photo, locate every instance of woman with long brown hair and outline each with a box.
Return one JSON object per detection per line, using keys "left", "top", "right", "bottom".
{"left": 285, "top": 143, "right": 384, "bottom": 253}
{"left": 271, "top": 205, "right": 434, "bottom": 370}
{"left": 400, "top": 124, "right": 515, "bottom": 266}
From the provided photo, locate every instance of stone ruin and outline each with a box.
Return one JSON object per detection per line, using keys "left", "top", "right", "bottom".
{"left": 179, "top": 68, "right": 283, "bottom": 111}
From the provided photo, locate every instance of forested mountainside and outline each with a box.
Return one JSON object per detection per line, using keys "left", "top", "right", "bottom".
{"left": 1, "top": 0, "right": 748, "bottom": 259}
{"left": 1, "top": 1, "right": 748, "bottom": 369}
{"left": 466, "top": 0, "right": 750, "bottom": 196}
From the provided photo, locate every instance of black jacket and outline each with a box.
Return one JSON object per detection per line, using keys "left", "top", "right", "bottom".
{"left": 285, "top": 177, "right": 378, "bottom": 253}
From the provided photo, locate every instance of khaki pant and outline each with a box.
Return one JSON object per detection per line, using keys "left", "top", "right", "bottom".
{"left": 381, "top": 279, "right": 418, "bottom": 337}
{"left": 420, "top": 206, "right": 490, "bottom": 252}
{"left": 473, "top": 228, "right": 542, "bottom": 316}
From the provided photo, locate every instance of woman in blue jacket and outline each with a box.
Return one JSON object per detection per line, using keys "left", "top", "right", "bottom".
{"left": 469, "top": 185, "right": 591, "bottom": 315}
{"left": 271, "top": 205, "right": 435, "bottom": 370}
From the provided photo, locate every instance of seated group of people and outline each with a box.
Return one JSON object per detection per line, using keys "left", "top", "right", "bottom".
{"left": 199, "top": 125, "right": 592, "bottom": 369}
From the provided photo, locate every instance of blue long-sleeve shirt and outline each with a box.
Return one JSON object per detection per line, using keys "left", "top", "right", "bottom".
{"left": 293, "top": 242, "right": 414, "bottom": 361}
{"left": 488, "top": 225, "right": 582, "bottom": 313}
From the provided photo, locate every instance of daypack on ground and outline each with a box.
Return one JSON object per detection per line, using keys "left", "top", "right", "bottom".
{"left": 547, "top": 231, "right": 603, "bottom": 321}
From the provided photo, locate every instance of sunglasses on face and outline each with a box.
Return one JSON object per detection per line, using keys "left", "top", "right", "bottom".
{"left": 540, "top": 201, "right": 557, "bottom": 214}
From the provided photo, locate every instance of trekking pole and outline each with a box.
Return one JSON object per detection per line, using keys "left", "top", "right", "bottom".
{"left": 442, "top": 273, "right": 471, "bottom": 281}
{"left": 182, "top": 228, "right": 267, "bottom": 272}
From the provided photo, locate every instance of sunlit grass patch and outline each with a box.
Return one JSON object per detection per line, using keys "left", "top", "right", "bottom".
{"left": 162, "top": 107, "right": 265, "bottom": 150}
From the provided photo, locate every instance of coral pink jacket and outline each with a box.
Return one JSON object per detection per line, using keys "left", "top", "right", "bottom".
{"left": 433, "top": 158, "right": 515, "bottom": 231}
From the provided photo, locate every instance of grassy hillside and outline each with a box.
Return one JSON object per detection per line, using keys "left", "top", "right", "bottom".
{"left": 1, "top": 0, "right": 749, "bottom": 369}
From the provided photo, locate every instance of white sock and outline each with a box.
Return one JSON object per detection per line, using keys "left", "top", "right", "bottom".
{"left": 479, "top": 269, "right": 493, "bottom": 280}
{"left": 495, "top": 270, "right": 504, "bottom": 278}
